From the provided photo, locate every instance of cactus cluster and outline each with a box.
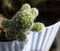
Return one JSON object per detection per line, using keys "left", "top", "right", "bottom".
{"left": 1, "top": 3, "right": 45, "bottom": 41}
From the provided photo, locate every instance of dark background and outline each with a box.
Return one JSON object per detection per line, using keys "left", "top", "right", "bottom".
{"left": 0, "top": 0, "right": 60, "bottom": 26}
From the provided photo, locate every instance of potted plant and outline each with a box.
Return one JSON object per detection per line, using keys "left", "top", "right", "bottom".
{"left": 0, "top": 3, "right": 60, "bottom": 51}
{"left": 0, "top": 3, "right": 45, "bottom": 51}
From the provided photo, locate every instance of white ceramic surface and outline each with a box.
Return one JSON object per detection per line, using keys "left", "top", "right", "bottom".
{"left": 23, "top": 21, "right": 60, "bottom": 51}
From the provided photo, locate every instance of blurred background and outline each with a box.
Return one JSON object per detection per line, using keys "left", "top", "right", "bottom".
{"left": 0, "top": 0, "right": 60, "bottom": 51}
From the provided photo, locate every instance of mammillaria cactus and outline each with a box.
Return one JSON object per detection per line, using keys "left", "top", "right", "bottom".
{"left": 31, "top": 22, "right": 45, "bottom": 32}
{"left": 1, "top": 19, "right": 12, "bottom": 28}
{"left": 31, "top": 8, "right": 39, "bottom": 19}
{"left": 1, "top": 3, "right": 45, "bottom": 41}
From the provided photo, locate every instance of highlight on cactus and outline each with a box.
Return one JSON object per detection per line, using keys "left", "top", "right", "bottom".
{"left": 1, "top": 3, "right": 45, "bottom": 41}
{"left": 31, "top": 8, "right": 39, "bottom": 19}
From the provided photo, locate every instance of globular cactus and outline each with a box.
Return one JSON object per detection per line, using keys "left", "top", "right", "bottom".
{"left": 1, "top": 3, "right": 45, "bottom": 41}
{"left": 13, "top": 11, "right": 33, "bottom": 32}
{"left": 31, "top": 22, "right": 45, "bottom": 32}
{"left": 31, "top": 8, "right": 39, "bottom": 19}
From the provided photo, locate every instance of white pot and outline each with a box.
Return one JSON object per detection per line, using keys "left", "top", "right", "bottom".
{"left": 0, "top": 21, "right": 60, "bottom": 51}
{"left": 23, "top": 21, "right": 60, "bottom": 51}
{"left": 0, "top": 40, "right": 27, "bottom": 51}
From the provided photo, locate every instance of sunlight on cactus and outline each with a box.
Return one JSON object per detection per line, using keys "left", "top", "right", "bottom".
{"left": 31, "top": 8, "right": 39, "bottom": 20}
{"left": 31, "top": 8, "right": 39, "bottom": 17}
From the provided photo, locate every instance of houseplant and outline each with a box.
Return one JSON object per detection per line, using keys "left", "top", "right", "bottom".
{"left": 0, "top": 0, "right": 60, "bottom": 51}
{"left": 0, "top": 3, "right": 45, "bottom": 51}
{"left": 0, "top": 3, "right": 60, "bottom": 51}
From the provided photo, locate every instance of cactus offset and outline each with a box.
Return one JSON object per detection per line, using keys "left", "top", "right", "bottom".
{"left": 31, "top": 22, "right": 45, "bottom": 32}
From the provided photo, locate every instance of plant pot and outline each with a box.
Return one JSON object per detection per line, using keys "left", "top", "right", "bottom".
{"left": 23, "top": 21, "right": 60, "bottom": 51}
{"left": 0, "top": 21, "right": 60, "bottom": 51}
{"left": 0, "top": 40, "right": 27, "bottom": 51}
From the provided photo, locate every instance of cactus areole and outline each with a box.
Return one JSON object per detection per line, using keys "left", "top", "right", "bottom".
{"left": 1, "top": 3, "right": 45, "bottom": 41}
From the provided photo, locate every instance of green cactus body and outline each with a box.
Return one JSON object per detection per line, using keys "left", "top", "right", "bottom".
{"left": 31, "top": 22, "right": 45, "bottom": 32}
{"left": 1, "top": 19, "right": 12, "bottom": 28}
{"left": 1, "top": 3, "right": 45, "bottom": 41}
{"left": 13, "top": 11, "right": 33, "bottom": 32}
{"left": 30, "top": 8, "right": 39, "bottom": 20}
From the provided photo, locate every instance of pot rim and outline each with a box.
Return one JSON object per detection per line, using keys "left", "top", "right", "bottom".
{"left": 46, "top": 21, "right": 60, "bottom": 28}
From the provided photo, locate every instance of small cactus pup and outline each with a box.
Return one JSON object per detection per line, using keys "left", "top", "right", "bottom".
{"left": 31, "top": 22, "right": 45, "bottom": 32}
{"left": 1, "top": 3, "right": 41, "bottom": 41}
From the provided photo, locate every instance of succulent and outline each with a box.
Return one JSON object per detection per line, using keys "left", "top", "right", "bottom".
{"left": 1, "top": 3, "right": 45, "bottom": 41}
{"left": 31, "top": 22, "right": 45, "bottom": 32}
{"left": 30, "top": 8, "right": 39, "bottom": 20}
{"left": 1, "top": 19, "right": 12, "bottom": 28}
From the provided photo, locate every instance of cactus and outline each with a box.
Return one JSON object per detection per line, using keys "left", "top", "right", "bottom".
{"left": 1, "top": 3, "right": 45, "bottom": 41}
{"left": 30, "top": 8, "right": 39, "bottom": 20}
{"left": 31, "top": 22, "right": 45, "bottom": 32}
{"left": 1, "top": 19, "right": 12, "bottom": 28}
